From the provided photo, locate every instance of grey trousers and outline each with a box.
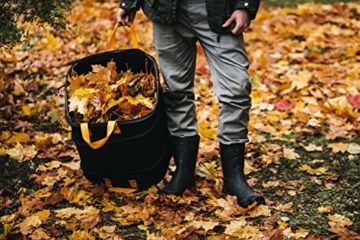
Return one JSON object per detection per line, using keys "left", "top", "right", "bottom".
{"left": 152, "top": 0, "right": 252, "bottom": 144}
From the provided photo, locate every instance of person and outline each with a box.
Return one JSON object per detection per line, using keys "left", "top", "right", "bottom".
{"left": 117, "top": 0, "right": 265, "bottom": 208}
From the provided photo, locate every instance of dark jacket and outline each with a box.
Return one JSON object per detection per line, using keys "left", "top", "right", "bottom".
{"left": 120, "top": 0, "right": 260, "bottom": 33}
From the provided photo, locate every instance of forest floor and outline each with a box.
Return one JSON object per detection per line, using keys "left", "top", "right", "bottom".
{"left": 1, "top": 0, "right": 360, "bottom": 239}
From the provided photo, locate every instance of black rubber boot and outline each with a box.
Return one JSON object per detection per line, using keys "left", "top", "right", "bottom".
{"left": 220, "top": 143, "right": 265, "bottom": 208}
{"left": 158, "top": 135, "right": 200, "bottom": 196}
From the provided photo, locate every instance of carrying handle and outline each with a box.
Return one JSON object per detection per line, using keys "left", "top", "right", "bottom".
{"left": 80, "top": 120, "right": 121, "bottom": 149}
{"left": 106, "top": 23, "right": 139, "bottom": 51}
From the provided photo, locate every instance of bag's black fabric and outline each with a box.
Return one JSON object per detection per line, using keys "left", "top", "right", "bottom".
{"left": 65, "top": 49, "right": 172, "bottom": 190}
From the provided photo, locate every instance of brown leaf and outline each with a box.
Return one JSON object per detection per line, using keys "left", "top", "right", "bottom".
{"left": 327, "top": 142, "right": 348, "bottom": 153}
{"left": 15, "top": 215, "right": 42, "bottom": 235}
{"left": 328, "top": 214, "right": 353, "bottom": 228}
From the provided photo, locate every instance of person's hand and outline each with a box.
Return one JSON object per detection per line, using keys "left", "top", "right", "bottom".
{"left": 222, "top": 9, "right": 250, "bottom": 35}
{"left": 117, "top": 8, "right": 136, "bottom": 27}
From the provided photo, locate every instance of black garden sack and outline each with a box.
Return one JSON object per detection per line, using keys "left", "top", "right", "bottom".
{"left": 64, "top": 49, "right": 172, "bottom": 191}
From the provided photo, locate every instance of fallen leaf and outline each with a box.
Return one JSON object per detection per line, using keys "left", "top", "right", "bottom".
{"left": 6, "top": 142, "right": 25, "bottom": 162}
{"left": 283, "top": 147, "right": 300, "bottom": 160}
{"left": 294, "top": 228, "right": 309, "bottom": 239}
{"left": 30, "top": 228, "right": 52, "bottom": 240}
{"left": 10, "top": 132, "right": 30, "bottom": 144}
{"left": 347, "top": 143, "right": 360, "bottom": 154}
{"left": 33, "top": 209, "right": 51, "bottom": 221}
{"left": 299, "top": 164, "right": 328, "bottom": 175}
{"left": 300, "top": 143, "right": 323, "bottom": 152}
{"left": 289, "top": 70, "right": 312, "bottom": 90}
{"left": 347, "top": 94, "right": 360, "bottom": 108}
{"left": 15, "top": 215, "right": 42, "bottom": 235}
{"left": 328, "top": 214, "right": 353, "bottom": 228}
{"left": 317, "top": 206, "right": 333, "bottom": 213}
{"left": 69, "top": 230, "right": 95, "bottom": 240}
{"left": 327, "top": 142, "right": 348, "bottom": 153}
{"left": 327, "top": 96, "right": 350, "bottom": 110}
{"left": 275, "top": 99, "right": 295, "bottom": 111}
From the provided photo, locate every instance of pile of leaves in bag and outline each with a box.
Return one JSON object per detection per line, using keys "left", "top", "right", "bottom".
{"left": 67, "top": 60, "right": 156, "bottom": 123}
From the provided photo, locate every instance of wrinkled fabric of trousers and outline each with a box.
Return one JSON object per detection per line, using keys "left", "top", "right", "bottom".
{"left": 152, "top": 0, "right": 252, "bottom": 144}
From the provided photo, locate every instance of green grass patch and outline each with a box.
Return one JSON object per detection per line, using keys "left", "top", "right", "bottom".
{"left": 252, "top": 134, "right": 360, "bottom": 238}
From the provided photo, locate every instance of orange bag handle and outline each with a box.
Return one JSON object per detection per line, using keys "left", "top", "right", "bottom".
{"left": 80, "top": 122, "right": 138, "bottom": 193}
{"left": 106, "top": 23, "right": 139, "bottom": 51}
{"left": 80, "top": 120, "right": 121, "bottom": 150}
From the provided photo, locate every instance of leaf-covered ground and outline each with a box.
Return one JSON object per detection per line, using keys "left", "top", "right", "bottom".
{"left": 1, "top": 0, "right": 360, "bottom": 239}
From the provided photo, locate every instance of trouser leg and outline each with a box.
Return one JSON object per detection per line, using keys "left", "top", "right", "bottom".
{"left": 188, "top": 0, "right": 251, "bottom": 144}
{"left": 152, "top": 18, "right": 198, "bottom": 137}
{"left": 152, "top": 1, "right": 200, "bottom": 195}
{"left": 186, "top": 0, "right": 264, "bottom": 207}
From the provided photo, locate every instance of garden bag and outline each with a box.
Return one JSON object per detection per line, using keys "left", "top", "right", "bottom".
{"left": 64, "top": 24, "right": 172, "bottom": 192}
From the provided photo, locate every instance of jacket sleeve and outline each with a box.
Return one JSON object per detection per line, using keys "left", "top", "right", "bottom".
{"left": 234, "top": 0, "right": 260, "bottom": 20}
{"left": 119, "top": 0, "right": 144, "bottom": 11}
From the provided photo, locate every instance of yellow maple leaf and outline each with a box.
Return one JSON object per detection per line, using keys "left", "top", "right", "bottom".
{"left": 299, "top": 164, "right": 328, "bottom": 175}
{"left": 145, "top": 185, "right": 158, "bottom": 194}
{"left": 12, "top": 80, "right": 27, "bottom": 96}
{"left": 326, "top": 96, "right": 350, "bottom": 110}
{"left": 294, "top": 228, "right": 309, "bottom": 239}
{"left": 10, "top": 132, "right": 30, "bottom": 144}
{"left": 69, "top": 230, "right": 95, "bottom": 240}
{"left": 111, "top": 217, "right": 135, "bottom": 226}
{"left": 72, "top": 190, "right": 92, "bottom": 204}
{"left": 135, "top": 94, "right": 154, "bottom": 108}
{"left": 102, "top": 98, "right": 119, "bottom": 114}
{"left": 101, "top": 198, "right": 118, "bottom": 213}
{"left": 21, "top": 105, "right": 32, "bottom": 117}
{"left": 198, "top": 121, "right": 217, "bottom": 139}
{"left": 289, "top": 70, "right": 312, "bottom": 90}
{"left": 45, "top": 32, "right": 59, "bottom": 49}
{"left": 197, "top": 161, "right": 217, "bottom": 179}
{"left": 225, "top": 224, "right": 259, "bottom": 238}
{"left": 6, "top": 142, "right": 25, "bottom": 161}
{"left": 1, "top": 130, "right": 11, "bottom": 141}
{"left": 33, "top": 209, "right": 51, "bottom": 221}
{"left": 72, "top": 88, "right": 98, "bottom": 97}
{"left": 6, "top": 143, "right": 37, "bottom": 162}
